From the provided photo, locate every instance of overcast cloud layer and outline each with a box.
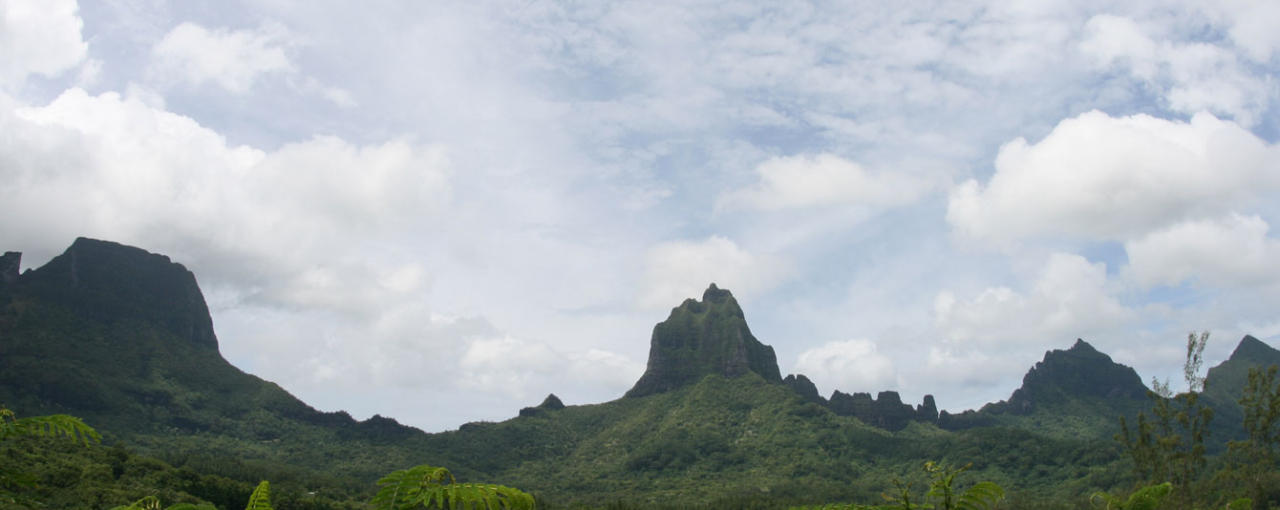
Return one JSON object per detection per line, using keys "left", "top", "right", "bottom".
{"left": 2, "top": 0, "right": 1278, "bottom": 431}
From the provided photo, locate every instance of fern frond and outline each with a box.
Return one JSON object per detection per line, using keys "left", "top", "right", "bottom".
{"left": 954, "top": 481, "right": 1003, "bottom": 510}
{"left": 109, "top": 496, "right": 162, "bottom": 510}
{"left": 0, "top": 410, "right": 101, "bottom": 445}
{"left": 371, "top": 465, "right": 532, "bottom": 510}
{"left": 1090, "top": 483, "right": 1171, "bottom": 510}
{"left": 1224, "top": 499, "right": 1252, "bottom": 510}
{"left": 374, "top": 467, "right": 425, "bottom": 509}
{"left": 244, "top": 481, "right": 273, "bottom": 510}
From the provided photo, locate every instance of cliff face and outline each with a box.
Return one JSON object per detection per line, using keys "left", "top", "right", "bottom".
{"left": 827, "top": 390, "right": 938, "bottom": 431}
{"left": 1202, "top": 335, "right": 1280, "bottom": 442}
{"left": 0, "top": 251, "right": 19, "bottom": 284}
{"left": 938, "top": 339, "right": 1150, "bottom": 430}
{"left": 15, "top": 237, "right": 218, "bottom": 350}
{"left": 1006, "top": 339, "right": 1148, "bottom": 412}
{"left": 626, "top": 284, "right": 782, "bottom": 397}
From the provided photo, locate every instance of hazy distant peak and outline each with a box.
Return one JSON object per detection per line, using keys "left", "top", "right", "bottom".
{"left": 1228, "top": 335, "right": 1279, "bottom": 363}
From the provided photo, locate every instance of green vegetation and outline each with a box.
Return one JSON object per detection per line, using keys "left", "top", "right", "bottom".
{"left": 1118, "top": 332, "right": 1214, "bottom": 508}
{"left": 787, "top": 461, "right": 1003, "bottom": 510}
{"left": 7, "top": 240, "right": 1280, "bottom": 509}
{"left": 1, "top": 406, "right": 101, "bottom": 505}
{"left": 372, "top": 466, "right": 532, "bottom": 510}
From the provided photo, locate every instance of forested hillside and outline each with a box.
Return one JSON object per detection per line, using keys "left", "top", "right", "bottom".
{"left": 2, "top": 239, "right": 1278, "bottom": 509}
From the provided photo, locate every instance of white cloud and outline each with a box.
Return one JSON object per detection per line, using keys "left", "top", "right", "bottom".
{"left": 948, "top": 110, "right": 1280, "bottom": 246}
{"left": 637, "top": 236, "right": 792, "bottom": 310}
{"left": 934, "top": 253, "right": 1135, "bottom": 346}
{"left": 150, "top": 22, "right": 296, "bottom": 94}
{"left": 0, "top": 0, "right": 88, "bottom": 88}
{"left": 1217, "top": 0, "right": 1280, "bottom": 63}
{"left": 3, "top": 87, "right": 451, "bottom": 311}
{"left": 458, "top": 336, "right": 644, "bottom": 398}
{"left": 718, "top": 153, "right": 931, "bottom": 212}
{"left": 1124, "top": 214, "right": 1280, "bottom": 289}
{"left": 1080, "top": 14, "right": 1273, "bottom": 125}
{"left": 794, "top": 339, "right": 896, "bottom": 395}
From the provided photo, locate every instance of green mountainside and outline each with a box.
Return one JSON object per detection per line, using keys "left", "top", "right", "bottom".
{"left": 936, "top": 340, "right": 1153, "bottom": 438}
{"left": 3, "top": 238, "right": 1279, "bottom": 508}
{"left": 1201, "top": 335, "right": 1280, "bottom": 445}
{"left": 0, "top": 239, "right": 448, "bottom": 484}
{"left": 626, "top": 284, "right": 782, "bottom": 397}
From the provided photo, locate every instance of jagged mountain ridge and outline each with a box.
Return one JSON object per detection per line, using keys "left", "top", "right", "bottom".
{"left": 0, "top": 238, "right": 449, "bottom": 481}
{"left": 936, "top": 340, "right": 1153, "bottom": 433}
{"left": 626, "top": 283, "right": 782, "bottom": 397}
{"left": 4, "top": 238, "right": 1280, "bottom": 504}
{"left": 1201, "top": 334, "right": 1280, "bottom": 443}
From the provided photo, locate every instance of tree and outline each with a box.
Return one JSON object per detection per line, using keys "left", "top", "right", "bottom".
{"left": 1118, "top": 331, "right": 1213, "bottom": 509}
{"left": 1224, "top": 365, "right": 1280, "bottom": 509}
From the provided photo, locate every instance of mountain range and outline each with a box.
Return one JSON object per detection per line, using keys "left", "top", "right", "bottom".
{"left": 3, "top": 238, "right": 1278, "bottom": 507}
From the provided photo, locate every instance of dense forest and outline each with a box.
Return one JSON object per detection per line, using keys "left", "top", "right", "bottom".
{"left": 2, "top": 240, "right": 1279, "bottom": 509}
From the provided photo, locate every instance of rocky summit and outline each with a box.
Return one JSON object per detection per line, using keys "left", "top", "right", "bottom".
{"left": 9, "top": 237, "right": 219, "bottom": 350}
{"left": 1006, "top": 339, "right": 1149, "bottom": 410}
{"left": 626, "top": 284, "right": 782, "bottom": 397}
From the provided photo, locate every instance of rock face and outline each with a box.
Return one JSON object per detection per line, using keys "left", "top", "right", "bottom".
{"left": 519, "top": 393, "right": 567, "bottom": 417}
{"left": 1201, "top": 335, "right": 1280, "bottom": 442}
{"left": 827, "top": 390, "right": 937, "bottom": 431}
{"left": 626, "top": 284, "right": 782, "bottom": 397}
{"left": 15, "top": 237, "right": 218, "bottom": 350}
{"left": 1006, "top": 339, "right": 1148, "bottom": 411}
{"left": 0, "top": 251, "right": 19, "bottom": 284}
{"left": 783, "top": 374, "right": 825, "bottom": 404}
{"left": 1223, "top": 335, "right": 1280, "bottom": 366}
{"left": 939, "top": 339, "right": 1148, "bottom": 429}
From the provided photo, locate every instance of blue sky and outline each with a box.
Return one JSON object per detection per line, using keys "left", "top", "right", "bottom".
{"left": 2, "top": 0, "right": 1278, "bottom": 432}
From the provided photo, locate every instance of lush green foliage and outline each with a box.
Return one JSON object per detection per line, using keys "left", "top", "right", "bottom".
{"left": 1, "top": 407, "right": 101, "bottom": 505}
{"left": 1218, "top": 365, "right": 1280, "bottom": 509}
{"left": 1118, "top": 332, "right": 1215, "bottom": 508}
{"left": 787, "top": 461, "right": 1003, "bottom": 510}
{"left": 372, "top": 465, "right": 533, "bottom": 510}
{"left": 1090, "top": 483, "right": 1172, "bottom": 510}
{"left": 10, "top": 242, "right": 1280, "bottom": 509}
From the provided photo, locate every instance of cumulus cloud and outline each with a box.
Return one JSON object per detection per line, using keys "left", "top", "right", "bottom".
{"left": 934, "top": 253, "right": 1135, "bottom": 346}
{"left": 0, "top": 0, "right": 88, "bottom": 88}
{"left": 718, "top": 153, "right": 931, "bottom": 212}
{"left": 1080, "top": 14, "right": 1273, "bottom": 125}
{"left": 2, "top": 87, "right": 450, "bottom": 308}
{"left": 794, "top": 339, "right": 897, "bottom": 395}
{"left": 948, "top": 110, "right": 1280, "bottom": 246}
{"left": 460, "top": 337, "right": 643, "bottom": 398}
{"left": 150, "top": 22, "right": 297, "bottom": 94}
{"left": 1124, "top": 214, "right": 1280, "bottom": 289}
{"left": 1218, "top": 0, "right": 1280, "bottom": 63}
{"left": 1, "top": 83, "right": 646, "bottom": 428}
{"left": 637, "top": 236, "right": 792, "bottom": 309}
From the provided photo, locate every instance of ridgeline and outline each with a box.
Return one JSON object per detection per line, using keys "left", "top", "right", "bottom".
{"left": 3, "top": 238, "right": 1278, "bottom": 508}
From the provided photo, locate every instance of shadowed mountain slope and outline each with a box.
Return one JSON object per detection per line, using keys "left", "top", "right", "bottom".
{"left": 0, "top": 238, "right": 450, "bottom": 483}
{"left": 626, "top": 284, "right": 782, "bottom": 397}
{"left": 937, "top": 340, "right": 1151, "bottom": 435}
{"left": 7, "top": 238, "right": 1274, "bottom": 506}
{"left": 1201, "top": 335, "right": 1280, "bottom": 444}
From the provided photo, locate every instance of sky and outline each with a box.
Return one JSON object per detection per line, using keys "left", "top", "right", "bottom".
{"left": 2, "top": 0, "right": 1279, "bottom": 433}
